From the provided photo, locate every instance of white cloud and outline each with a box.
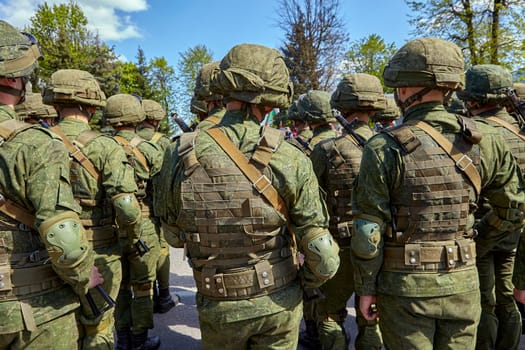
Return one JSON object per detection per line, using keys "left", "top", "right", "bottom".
{"left": 0, "top": 0, "right": 147, "bottom": 41}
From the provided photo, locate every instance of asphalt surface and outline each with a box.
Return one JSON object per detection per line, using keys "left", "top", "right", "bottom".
{"left": 150, "top": 247, "right": 525, "bottom": 350}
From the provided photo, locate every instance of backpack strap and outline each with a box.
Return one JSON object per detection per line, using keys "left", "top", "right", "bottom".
{"left": 150, "top": 132, "right": 164, "bottom": 143}
{"left": 113, "top": 135, "right": 149, "bottom": 173}
{"left": 486, "top": 116, "right": 525, "bottom": 142}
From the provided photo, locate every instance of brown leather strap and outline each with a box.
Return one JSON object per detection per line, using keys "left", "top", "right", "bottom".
{"left": 205, "top": 116, "right": 221, "bottom": 125}
{"left": 51, "top": 126, "right": 100, "bottom": 182}
{"left": 0, "top": 194, "right": 36, "bottom": 230}
{"left": 113, "top": 135, "right": 150, "bottom": 172}
{"left": 408, "top": 120, "right": 482, "bottom": 196}
{"left": 206, "top": 128, "right": 296, "bottom": 248}
{"left": 486, "top": 116, "right": 525, "bottom": 142}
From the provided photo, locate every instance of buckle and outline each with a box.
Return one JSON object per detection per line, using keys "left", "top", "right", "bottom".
{"left": 456, "top": 154, "right": 473, "bottom": 171}
{"left": 253, "top": 174, "right": 271, "bottom": 194}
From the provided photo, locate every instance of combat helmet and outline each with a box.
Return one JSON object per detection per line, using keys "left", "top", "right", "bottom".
{"left": 190, "top": 96, "right": 207, "bottom": 115}
{"left": 383, "top": 37, "right": 464, "bottom": 90}
{"left": 0, "top": 20, "right": 41, "bottom": 79}
{"left": 457, "top": 64, "right": 512, "bottom": 104}
{"left": 42, "top": 69, "right": 106, "bottom": 108}
{"left": 195, "top": 61, "right": 223, "bottom": 102}
{"left": 371, "top": 97, "right": 400, "bottom": 122}
{"left": 331, "top": 73, "right": 386, "bottom": 112}
{"left": 103, "top": 94, "right": 145, "bottom": 126}
{"left": 210, "top": 43, "right": 293, "bottom": 108}
{"left": 142, "top": 99, "right": 166, "bottom": 121}
{"left": 15, "top": 92, "right": 57, "bottom": 120}
{"left": 514, "top": 83, "right": 525, "bottom": 102}
{"left": 297, "top": 90, "right": 335, "bottom": 124}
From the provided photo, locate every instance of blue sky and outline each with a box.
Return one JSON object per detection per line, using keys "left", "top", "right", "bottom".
{"left": 1, "top": 0, "right": 413, "bottom": 68}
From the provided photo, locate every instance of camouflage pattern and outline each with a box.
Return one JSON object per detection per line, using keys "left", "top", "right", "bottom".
{"left": 352, "top": 101, "right": 525, "bottom": 348}
{"left": 103, "top": 93, "right": 145, "bottom": 126}
{"left": 310, "top": 124, "right": 338, "bottom": 148}
{"left": 136, "top": 126, "right": 171, "bottom": 152}
{"left": 112, "top": 129, "right": 163, "bottom": 334}
{"left": 330, "top": 74, "right": 386, "bottom": 112}
{"left": 0, "top": 20, "right": 41, "bottom": 78}
{"left": 371, "top": 97, "right": 400, "bottom": 122}
{"left": 15, "top": 92, "right": 58, "bottom": 121}
{"left": 514, "top": 83, "right": 525, "bottom": 101}
{"left": 0, "top": 104, "right": 94, "bottom": 345}
{"left": 196, "top": 104, "right": 226, "bottom": 131}
{"left": 194, "top": 61, "right": 222, "bottom": 102}
{"left": 42, "top": 69, "right": 106, "bottom": 107}
{"left": 56, "top": 117, "right": 138, "bottom": 350}
{"left": 457, "top": 64, "right": 513, "bottom": 103}
{"left": 298, "top": 90, "right": 336, "bottom": 124}
{"left": 142, "top": 99, "right": 166, "bottom": 121}
{"left": 190, "top": 96, "right": 207, "bottom": 115}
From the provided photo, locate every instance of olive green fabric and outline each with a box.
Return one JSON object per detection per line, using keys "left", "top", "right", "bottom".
{"left": 298, "top": 90, "right": 336, "bottom": 124}
{"left": 514, "top": 83, "right": 525, "bottom": 101}
{"left": 196, "top": 105, "right": 226, "bottom": 131}
{"left": 371, "top": 97, "right": 400, "bottom": 122}
{"left": 56, "top": 117, "right": 138, "bottom": 349}
{"left": 190, "top": 96, "right": 207, "bottom": 115}
{"left": 457, "top": 64, "right": 513, "bottom": 103}
{"left": 286, "top": 101, "right": 303, "bottom": 121}
{"left": 330, "top": 73, "right": 386, "bottom": 112}
{"left": 352, "top": 101, "right": 525, "bottom": 348}
{"left": 0, "top": 105, "right": 93, "bottom": 338}
{"left": 195, "top": 61, "right": 222, "bottom": 102}
{"left": 142, "top": 99, "right": 166, "bottom": 121}
{"left": 0, "top": 20, "right": 41, "bottom": 78}
{"left": 136, "top": 127, "right": 171, "bottom": 152}
{"left": 15, "top": 92, "right": 57, "bottom": 120}
{"left": 104, "top": 94, "right": 145, "bottom": 126}
{"left": 383, "top": 37, "right": 464, "bottom": 90}
{"left": 210, "top": 44, "right": 293, "bottom": 108}
{"left": 42, "top": 69, "right": 106, "bottom": 108}
{"left": 310, "top": 124, "right": 338, "bottom": 149}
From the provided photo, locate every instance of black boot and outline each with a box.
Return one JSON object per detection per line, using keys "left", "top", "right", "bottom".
{"left": 298, "top": 320, "right": 321, "bottom": 349}
{"left": 115, "top": 329, "right": 132, "bottom": 350}
{"left": 131, "top": 331, "right": 161, "bottom": 350}
{"left": 154, "top": 287, "right": 178, "bottom": 314}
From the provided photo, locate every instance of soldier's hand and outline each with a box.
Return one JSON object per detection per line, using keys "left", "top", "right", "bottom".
{"left": 359, "top": 294, "right": 378, "bottom": 321}
{"left": 514, "top": 288, "right": 525, "bottom": 304}
{"left": 88, "top": 266, "right": 104, "bottom": 289}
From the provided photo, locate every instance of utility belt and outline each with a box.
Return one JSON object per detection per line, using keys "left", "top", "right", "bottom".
{"left": 193, "top": 256, "right": 298, "bottom": 300}
{"left": 83, "top": 224, "right": 117, "bottom": 249}
{"left": 0, "top": 263, "right": 64, "bottom": 301}
{"left": 383, "top": 239, "right": 476, "bottom": 272}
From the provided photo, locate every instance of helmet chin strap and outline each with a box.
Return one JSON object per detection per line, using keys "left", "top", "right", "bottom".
{"left": 0, "top": 77, "right": 29, "bottom": 103}
{"left": 394, "top": 87, "right": 432, "bottom": 113}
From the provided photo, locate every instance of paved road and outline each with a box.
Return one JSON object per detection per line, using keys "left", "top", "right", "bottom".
{"left": 150, "top": 247, "right": 525, "bottom": 349}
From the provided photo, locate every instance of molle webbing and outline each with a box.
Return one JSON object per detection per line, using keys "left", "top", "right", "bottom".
{"left": 486, "top": 116, "right": 525, "bottom": 175}
{"left": 321, "top": 136, "right": 362, "bottom": 241}
{"left": 0, "top": 263, "right": 64, "bottom": 301}
{"left": 387, "top": 124, "right": 476, "bottom": 243}
{"left": 113, "top": 135, "right": 149, "bottom": 173}
{"left": 383, "top": 239, "right": 476, "bottom": 272}
{"left": 83, "top": 225, "right": 117, "bottom": 249}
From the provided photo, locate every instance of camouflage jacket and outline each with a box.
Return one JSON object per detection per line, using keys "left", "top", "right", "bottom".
{"left": 136, "top": 126, "right": 171, "bottom": 152}
{"left": 196, "top": 106, "right": 226, "bottom": 131}
{"left": 310, "top": 124, "right": 338, "bottom": 148}
{"left": 154, "top": 108, "right": 330, "bottom": 323}
{"left": 0, "top": 105, "right": 93, "bottom": 333}
{"left": 352, "top": 102, "right": 525, "bottom": 297}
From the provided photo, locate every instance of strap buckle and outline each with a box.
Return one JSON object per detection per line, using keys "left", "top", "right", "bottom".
{"left": 456, "top": 154, "right": 473, "bottom": 171}
{"left": 253, "top": 174, "right": 271, "bottom": 194}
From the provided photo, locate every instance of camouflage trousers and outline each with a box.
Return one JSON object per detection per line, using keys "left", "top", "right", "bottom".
{"left": 78, "top": 245, "right": 122, "bottom": 350}
{"left": 476, "top": 231, "right": 522, "bottom": 350}
{"left": 315, "top": 246, "right": 382, "bottom": 350}
{"left": 378, "top": 290, "right": 481, "bottom": 350}
{"left": 156, "top": 228, "right": 171, "bottom": 290}
{"left": 0, "top": 310, "right": 79, "bottom": 350}
{"left": 115, "top": 228, "right": 160, "bottom": 333}
{"left": 199, "top": 301, "right": 302, "bottom": 350}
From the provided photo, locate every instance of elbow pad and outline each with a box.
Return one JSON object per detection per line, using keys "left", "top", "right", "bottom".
{"left": 39, "top": 212, "right": 89, "bottom": 268}
{"left": 301, "top": 231, "right": 340, "bottom": 282}
{"left": 112, "top": 193, "right": 141, "bottom": 226}
{"left": 351, "top": 218, "right": 382, "bottom": 259}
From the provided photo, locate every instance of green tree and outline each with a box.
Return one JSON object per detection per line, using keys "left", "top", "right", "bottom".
{"left": 342, "top": 34, "right": 397, "bottom": 92}
{"left": 406, "top": 0, "right": 525, "bottom": 69}
{"left": 277, "top": 0, "right": 349, "bottom": 95}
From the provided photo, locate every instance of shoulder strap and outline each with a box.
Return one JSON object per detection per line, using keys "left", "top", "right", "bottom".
{"left": 113, "top": 135, "right": 150, "bottom": 172}
{"left": 0, "top": 194, "right": 36, "bottom": 230}
{"left": 50, "top": 126, "right": 100, "bottom": 182}
{"left": 206, "top": 127, "right": 296, "bottom": 248}
{"left": 150, "top": 132, "right": 164, "bottom": 143}
{"left": 343, "top": 133, "right": 362, "bottom": 149}
{"left": 0, "top": 119, "right": 34, "bottom": 142}
{"left": 408, "top": 120, "right": 482, "bottom": 196}
{"left": 385, "top": 125, "right": 422, "bottom": 154}
{"left": 205, "top": 115, "right": 221, "bottom": 126}
{"left": 251, "top": 126, "right": 284, "bottom": 168}
{"left": 486, "top": 116, "right": 525, "bottom": 142}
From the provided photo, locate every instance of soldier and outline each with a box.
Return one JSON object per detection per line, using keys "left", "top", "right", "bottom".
{"left": 308, "top": 73, "right": 385, "bottom": 350}
{"left": 0, "top": 21, "right": 102, "bottom": 349}
{"left": 286, "top": 98, "right": 313, "bottom": 154}
{"left": 15, "top": 91, "right": 59, "bottom": 126}
{"left": 457, "top": 64, "right": 524, "bottom": 349}
{"left": 370, "top": 96, "right": 401, "bottom": 131}
{"left": 154, "top": 43, "right": 340, "bottom": 349}
{"left": 190, "top": 96, "right": 207, "bottom": 123}
{"left": 104, "top": 94, "right": 162, "bottom": 350}
{"left": 42, "top": 69, "right": 141, "bottom": 350}
{"left": 194, "top": 61, "right": 226, "bottom": 131}
{"left": 351, "top": 38, "right": 525, "bottom": 349}
{"left": 298, "top": 90, "right": 338, "bottom": 148}
{"left": 139, "top": 99, "right": 172, "bottom": 151}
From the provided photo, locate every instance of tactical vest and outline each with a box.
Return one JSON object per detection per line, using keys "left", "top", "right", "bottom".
{"left": 319, "top": 134, "right": 362, "bottom": 245}
{"left": 176, "top": 128, "right": 298, "bottom": 300}
{"left": 53, "top": 127, "right": 116, "bottom": 248}
{"left": 113, "top": 134, "right": 148, "bottom": 202}
{"left": 485, "top": 116, "right": 525, "bottom": 176}
{"left": 0, "top": 120, "right": 65, "bottom": 329}
{"left": 383, "top": 122, "right": 479, "bottom": 272}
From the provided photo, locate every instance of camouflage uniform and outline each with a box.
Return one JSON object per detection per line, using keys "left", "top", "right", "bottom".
{"left": 15, "top": 91, "right": 58, "bottom": 126}
{"left": 43, "top": 70, "right": 140, "bottom": 350}
{"left": 0, "top": 21, "right": 96, "bottom": 349}
{"left": 154, "top": 43, "right": 340, "bottom": 350}
{"left": 458, "top": 64, "right": 524, "bottom": 350}
{"left": 194, "top": 61, "right": 226, "bottom": 131}
{"left": 286, "top": 99, "right": 313, "bottom": 155}
{"left": 352, "top": 38, "right": 525, "bottom": 349}
{"left": 370, "top": 97, "right": 401, "bottom": 131}
{"left": 309, "top": 73, "right": 385, "bottom": 350}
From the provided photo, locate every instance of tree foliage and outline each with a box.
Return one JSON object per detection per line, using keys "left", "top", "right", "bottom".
{"left": 406, "top": 0, "right": 525, "bottom": 70}
{"left": 277, "top": 0, "right": 349, "bottom": 95}
{"left": 342, "top": 34, "right": 397, "bottom": 92}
